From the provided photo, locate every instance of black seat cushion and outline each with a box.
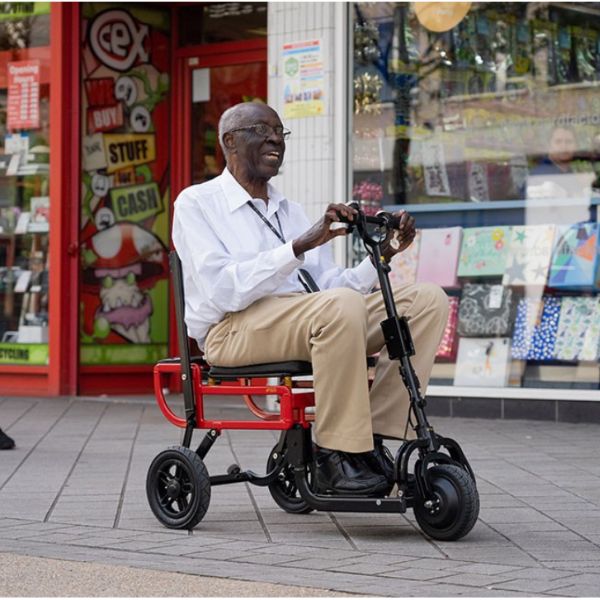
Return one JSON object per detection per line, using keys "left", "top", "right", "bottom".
{"left": 156, "top": 355, "right": 208, "bottom": 367}
{"left": 209, "top": 361, "right": 313, "bottom": 379}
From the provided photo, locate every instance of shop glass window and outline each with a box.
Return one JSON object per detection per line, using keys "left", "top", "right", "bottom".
{"left": 351, "top": 2, "right": 600, "bottom": 391}
{"left": 79, "top": 4, "right": 171, "bottom": 366}
{"left": 179, "top": 2, "right": 267, "bottom": 46}
{"left": 0, "top": 3, "right": 51, "bottom": 365}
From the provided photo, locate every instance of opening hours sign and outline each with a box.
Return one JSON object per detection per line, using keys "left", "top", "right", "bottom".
{"left": 7, "top": 60, "right": 40, "bottom": 131}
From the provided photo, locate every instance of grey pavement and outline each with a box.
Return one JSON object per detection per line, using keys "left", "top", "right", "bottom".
{"left": 2, "top": 394, "right": 600, "bottom": 597}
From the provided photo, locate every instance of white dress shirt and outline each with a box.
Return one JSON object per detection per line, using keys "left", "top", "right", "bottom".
{"left": 172, "top": 168, "right": 379, "bottom": 348}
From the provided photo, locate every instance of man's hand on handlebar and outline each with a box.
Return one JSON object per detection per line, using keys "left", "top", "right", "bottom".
{"left": 292, "top": 203, "right": 357, "bottom": 257}
{"left": 381, "top": 210, "right": 416, "bottom": 261}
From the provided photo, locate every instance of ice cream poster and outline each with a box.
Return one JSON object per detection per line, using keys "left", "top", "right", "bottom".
{"left": 79, "top": 5, "right": 170, "bottom": 365}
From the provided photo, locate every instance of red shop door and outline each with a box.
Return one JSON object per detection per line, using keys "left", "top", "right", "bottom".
{"left": 169, "top": 40, "right": 267, "bottom": 358}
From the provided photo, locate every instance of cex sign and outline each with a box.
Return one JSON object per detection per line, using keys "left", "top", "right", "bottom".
{"left": 89, "top": 10, "right": 149, "bottom": 72}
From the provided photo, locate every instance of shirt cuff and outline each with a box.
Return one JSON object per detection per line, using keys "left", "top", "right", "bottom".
{"left": 354, "top": 256, "right": 379, "bottom": 290}
{"left": 273, "top": 240, "right": 305, "bottom": 275}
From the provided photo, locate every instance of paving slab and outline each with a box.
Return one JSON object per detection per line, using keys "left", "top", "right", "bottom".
{"left": 1, "top": 395, "right": 600, "bottom": 597}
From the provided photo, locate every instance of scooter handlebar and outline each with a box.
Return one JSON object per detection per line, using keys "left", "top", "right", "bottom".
{"left": 333, "top": 203, "right": 400, "bottom": 233}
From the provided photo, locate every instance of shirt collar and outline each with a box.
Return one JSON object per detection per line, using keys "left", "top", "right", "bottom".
{"left": 220, "top": 167, "right": 289, "bottom": 217}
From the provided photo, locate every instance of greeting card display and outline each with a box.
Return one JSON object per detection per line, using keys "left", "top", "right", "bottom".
{"left": 511, "top": 296, "right": 561, "bottom": 361}
{"left": 389, "top": 230, "right": 421, "bottom": 287}
{"left": 554, "top": 297, "right": 599, "bottom": 361}
{"left": 436, "top": 296, "right": 459, "bottom": 360}
{"left": 416, "top": 227, "right": 462, "bottom": 288}
{"left": 458, "top": 226, "right": 512, "bottom": 277}
{"left": 502, "top": 225, "right": 556, "bottom": 286}
{"left": 457, "top": 284, "right": 516, "bottom": 337}
{"left": 548, "top": 222, "right": 599, "bottom": 289}
{"left": 580, "top": 297, "right": 600, "bottom": 361}
{"left": 454, "top": 337, "right": 511, "bottom": 387}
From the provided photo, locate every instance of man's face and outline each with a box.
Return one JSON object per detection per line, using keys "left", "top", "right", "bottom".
{"left": 549, "top": 127, "right": 576, "bottom": 164}
{"left": 228, "top": 105, "right": 286, "bottom": 180}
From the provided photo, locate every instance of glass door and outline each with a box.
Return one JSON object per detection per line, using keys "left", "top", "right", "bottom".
{"left": 189, "top": 62, "right": 267, "bottom": 184}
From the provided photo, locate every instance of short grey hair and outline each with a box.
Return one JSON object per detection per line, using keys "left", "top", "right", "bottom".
{"left": 217, "top": 101, "right": 265, "bottom": 154}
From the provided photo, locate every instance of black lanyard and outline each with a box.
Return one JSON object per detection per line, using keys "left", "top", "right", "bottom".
{"left": 247, "top": 200, "right": 285, "bottom": 243}
{"left": 246, "top": 200, "right": 319, "bottom": 293}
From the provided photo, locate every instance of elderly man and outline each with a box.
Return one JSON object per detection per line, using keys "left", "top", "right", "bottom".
{"left": 173, "top": 102, "right": 448, "bottom": 497}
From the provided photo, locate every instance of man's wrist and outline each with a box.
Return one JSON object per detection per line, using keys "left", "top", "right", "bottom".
{"left": 293, "top": 238, "right": 310, "bottom": 257}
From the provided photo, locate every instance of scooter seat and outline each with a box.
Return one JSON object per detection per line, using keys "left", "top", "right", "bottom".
{"left": 157, "top": 356, "right": 209, "bottom": 367}
{"left": 209, "top": 361, "right": 313, "bottom": 379}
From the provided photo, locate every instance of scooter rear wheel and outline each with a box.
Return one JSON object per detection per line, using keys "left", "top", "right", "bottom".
{"left": 413, "top": 464, "right": 479, "bottom": 541}
{"left": 266, "top": 445, "right": 314, "bottom": 514}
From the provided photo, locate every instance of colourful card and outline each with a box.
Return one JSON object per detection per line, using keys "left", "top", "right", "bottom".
{"left": 580, "top": 297, "right": 600, "bottom": 361}
{"left": 512, "top": 296, "right": 562, "bottom": 361}
{"left": 389, "top": 230, "right": 421, "bottom": 287}
{"left": 416, "top": 227, "right": 462, "bottom": 288}
{"left": 454, "top": 337, "right": 511, "bottom": 387}
{"left": 458, "top": 226, "right": 512, "bottom": 277}
{"left": 502, "top": 225, "right": 556, "bottom": 286}
{"left": 436, "top": 296, "right": 459, "bottom": 360}
{"left": 548, "top": 222, "right": 599, "bottom": 289}
{"left": 457, "top": 284, "right": 516, "bottom": 337}
{"left": 554, "top": 297, "right": 599, "bottom": 361}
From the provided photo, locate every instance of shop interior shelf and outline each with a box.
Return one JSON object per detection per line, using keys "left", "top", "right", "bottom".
{"left": 383, "top": 196, "right": 600, "bottom": 228}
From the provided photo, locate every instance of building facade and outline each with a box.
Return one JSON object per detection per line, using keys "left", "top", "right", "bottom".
{"left": 0, "top": 2, "right": 598, "bottom": 418}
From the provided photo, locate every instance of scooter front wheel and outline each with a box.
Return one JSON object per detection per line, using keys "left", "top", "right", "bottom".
{"left": 413, "top": 464, "right": 479, "bottom": 541}
{"left": 146, "top": 446, "right": 211, "bottom": 529}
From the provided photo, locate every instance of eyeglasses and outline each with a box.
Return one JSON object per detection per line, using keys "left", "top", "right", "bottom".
{"left": 228, "top": 124, "right": 291, "bottom": 140}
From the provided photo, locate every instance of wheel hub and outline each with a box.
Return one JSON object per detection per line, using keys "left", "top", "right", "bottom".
{"left": 166, "top": 479, "right": 181, "bottom": 499}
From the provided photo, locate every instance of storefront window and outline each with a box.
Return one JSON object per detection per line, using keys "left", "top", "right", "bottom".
{"left": 179, "top": 2, "right": 267, "bottom": 46}
{"left": 0, "top": 3, "right": 51, "bottom": 365}
{"left": 79, "top": 4, "right": 171, "bottom": 366}
{"left": 351, "top": 2, "right": 600, "bottom": 391}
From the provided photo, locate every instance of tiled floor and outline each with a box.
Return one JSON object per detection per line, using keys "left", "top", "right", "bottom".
{"left": 2, "top": 394, "right": 600, "bottom": 597}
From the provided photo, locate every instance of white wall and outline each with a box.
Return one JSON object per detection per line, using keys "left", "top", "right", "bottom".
{"left": 267, "top": 2, "right": 349, "bottom": 264}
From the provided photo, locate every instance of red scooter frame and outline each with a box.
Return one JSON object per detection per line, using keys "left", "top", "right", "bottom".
{"left": 147, "top": 208, "right": 479, "bottom": 539}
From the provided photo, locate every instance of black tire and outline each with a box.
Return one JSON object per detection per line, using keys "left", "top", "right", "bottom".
{"left": 146, "top": 446, "right": 211, "bottom": 530}
{"left": 266, "top": 445, "right": 313, "bottom": 514}
{"left": 413, "top": 464, "right": 479, "bottom": 541}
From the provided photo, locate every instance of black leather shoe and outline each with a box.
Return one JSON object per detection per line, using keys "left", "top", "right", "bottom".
{"left": 370, "top": 435, "right": 418, "bottom": 494}
{"left": 0, "top": 428, "right": 15, "bottom": 450}
{"left": 313, "top": 447, "right": 390, "bottom": 496}
{"left": 370, "top": 434, "right": 396, "bottom": 485}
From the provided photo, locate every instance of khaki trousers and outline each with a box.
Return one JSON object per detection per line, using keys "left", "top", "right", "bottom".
{"left": 205, "top": 283, "right": 449, "bottom": 453}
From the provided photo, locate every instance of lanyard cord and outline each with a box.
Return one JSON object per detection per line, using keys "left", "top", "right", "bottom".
{"left": 246, "top": 200, "right": 319, "bottom": 293}
{"left": 247, "top": 200, "right": 285, "bottom": 243}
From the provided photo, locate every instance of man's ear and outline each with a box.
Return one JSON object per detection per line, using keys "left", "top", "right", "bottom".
{"left": 223, "top": 132, "right": 236, "bottom": 154}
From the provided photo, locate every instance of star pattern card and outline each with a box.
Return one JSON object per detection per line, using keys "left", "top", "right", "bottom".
{"left": 502, "top": 225, "right": 556, "bottom": 286}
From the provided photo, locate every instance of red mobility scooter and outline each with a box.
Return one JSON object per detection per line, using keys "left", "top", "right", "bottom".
{"left": 147, "top": 206, "right": 479, "bottom": 541}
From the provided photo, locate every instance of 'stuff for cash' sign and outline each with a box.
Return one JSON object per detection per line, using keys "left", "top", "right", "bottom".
{"left": 103, "top": 133, "right": 155, "bottom": 173}
{"left": 110, "top": 182, "right": 163, "bottom": 222}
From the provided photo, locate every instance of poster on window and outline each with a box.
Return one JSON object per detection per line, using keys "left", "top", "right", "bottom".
{"left": 79, "top": 6, "right": 171, "bottom": 365}
{"left": 282, "top": 39, "right": 325, "bottom": 119}
{"left": 422, "top": 140, "right": 451, "bottom": 196}
{"left": 7, "top": 60, "right": 40, "bottom": 130}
